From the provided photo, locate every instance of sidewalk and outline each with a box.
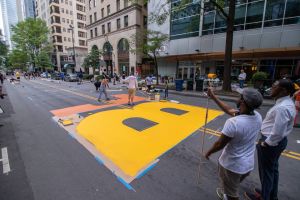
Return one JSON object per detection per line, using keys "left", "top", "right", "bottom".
{"left": 168, "top": 89, "right": 275, "bottom": 106}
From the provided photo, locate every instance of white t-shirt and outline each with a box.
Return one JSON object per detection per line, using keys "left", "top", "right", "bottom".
{"left": 126, "top": 75, "right": 138, "bottom": 89}
{"left": 238, "top": 72, "right": 246, "bottom": 80}
{"left": 219, "top": 111, "right": 262, "bottom": 174}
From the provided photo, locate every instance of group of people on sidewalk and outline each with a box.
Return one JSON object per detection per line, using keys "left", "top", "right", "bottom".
{"left": 205, "top": 79, "right": 296, "bottom": 200}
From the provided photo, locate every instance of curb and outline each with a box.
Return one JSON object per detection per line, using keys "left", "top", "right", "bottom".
{"left": 169, "top": 90, "right": 275, "bottom": 106}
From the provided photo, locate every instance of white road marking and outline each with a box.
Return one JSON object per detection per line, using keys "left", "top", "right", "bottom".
{"left": 0, "top": 147, "right": 11, "bottom": 174}
{"left": 107, "top": 89, "right": 123, "bottom": 92}
{"left": 297, "top": 140, "right": 300, "bottom": 144}
{"left": 27, "top": 97, "right": 33, "bottom": 101}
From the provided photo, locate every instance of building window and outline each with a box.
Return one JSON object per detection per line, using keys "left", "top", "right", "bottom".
{"left": 117, "top": 0, "right": 120, "bottom": 11}
{"left": 117, "top": 18, "right": 121, "bottom": 29}
{"left": 284, "top": 0, "right": 300, "bottom": 25}
{"left": 90, "top": 29, "right": 93, "bottom": 38}
{"left": 71, "top": 20, "right": 73, "bottom": 24}
{"left": 143, "top": 15, "right": 147, "bottom": 27}
{"left": 61, "top": 8, "right": 64, "bottom": 13}
{"left": 101, "top": 8, "right": 104, "bottom": 18}
{"left": 62, "top": 18, "right": 65, "bottom": 23}
{"left": 107, "top": 5, "right": 110, "bottom": 15}
{"left": 94, "top": 12, "right": 97, "bottom": 21}
{"left": 89, "top": 0, "right": 91, "bottom": 10}
{"left": 124, "top": 15, "right": 128, "bottom": 27}
{"left": 70, "top": 11, "right": 73, "bottom": 15}
{"left": 67, "top": 19, "right": 69, "bottom": 23}
{"left": 63, "top": 27, "right": 66, "bottom": 32}
{"left": 64, "top": 37, "right": 66, "bottom": 41}
{"left": 102, "top": 24, "right": 105, "bottom": 34}
{"left": 107, "top": 22, "right": 111, "bottom": 32}
{"left": 170, "top": 1, "right": 200, "bottom": 39}
{"left": 93, "top": 0, "right": 96, "bottom": 7}
{"left": 90, "top": 15, "right": 92, "bottom": 24}
{"left": 79, "top": 40, "right": 85, "bottom": 46}
{"left": 68, "top": 38, "right": 71, "bottom": 42}
{"left": 245, "top": 0, "right": 264, "bottom": 29}
{"left": 264, "top": 0, "right": 284, "bottom": 27}
{"left": 124, "top": 0, "right": 128, "bottom": 8}
{"left": 66, "top": 9, "right": 69, "bottom": 14}
{"left": 95, "top": 27, "right": 98, "bottom": 36}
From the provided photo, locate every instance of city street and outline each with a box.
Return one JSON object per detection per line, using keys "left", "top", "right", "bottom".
{"left": 0, "top": 78, "right": 299, "bottom": 200}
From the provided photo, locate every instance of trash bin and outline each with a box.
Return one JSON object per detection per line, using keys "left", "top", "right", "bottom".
{"left": 187, "top": 79, "right": 194, "bottom": 91}
{"left": 196, "top": 79, "right": 204, "bottom": 91}
{"left": 175, "top": 79, "right": 184, "bottom": 91}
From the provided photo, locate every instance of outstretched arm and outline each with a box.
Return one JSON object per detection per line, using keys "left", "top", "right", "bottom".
{"left": 207, "top": 88, "right": 238, "bottom": 116}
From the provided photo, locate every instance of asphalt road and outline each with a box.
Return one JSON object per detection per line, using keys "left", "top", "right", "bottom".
{"left": 0, "top": 78, "right": 299, "bottom": 200}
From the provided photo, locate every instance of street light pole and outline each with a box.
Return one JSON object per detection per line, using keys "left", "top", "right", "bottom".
{"left": 68, "top": 25, "right": 76, "bottom": 69}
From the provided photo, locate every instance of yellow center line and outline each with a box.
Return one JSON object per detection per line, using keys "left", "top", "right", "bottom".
{"left": 199, "top": 128, "right": 300, "bottom": 161}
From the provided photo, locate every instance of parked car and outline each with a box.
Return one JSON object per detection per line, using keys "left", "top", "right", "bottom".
{"left": 64, "top": 73, "right": 79, "bottom": 82}
{"left": 51, "top": 72, "right": 61, "bottom": 80}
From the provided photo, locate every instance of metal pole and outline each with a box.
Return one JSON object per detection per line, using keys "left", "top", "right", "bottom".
{"left": 71, "top": 26, "right": 76, "bottom": 69}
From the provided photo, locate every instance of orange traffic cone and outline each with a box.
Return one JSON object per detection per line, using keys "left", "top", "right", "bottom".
{"left": 294, "top": 92, "right": 300, "bottom": 128}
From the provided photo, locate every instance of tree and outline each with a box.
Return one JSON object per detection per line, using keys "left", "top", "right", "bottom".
{"left": 11, "top": 18, "right": 51, "bottom": 71}
{"left": 146, "top": 0, "right": 235, "bottom": 91}
{"left": 0, "top": 41, "right": 8, "bottom": 68}
{"left": 130, "top": 30, "right": 168, "bottom": 84}
{"left": 83, "top": 45, "right": 102, "bottom": 74}
{"left": 7, "top": 49, "right": 29, "bottom": 70}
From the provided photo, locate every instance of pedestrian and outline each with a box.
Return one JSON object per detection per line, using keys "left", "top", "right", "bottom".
{"left": 60, "top": 72, "right": 64, "bottom": 81}
{"left": 146, "top": 75, "right": 153, "bottom": 92}
{"left": 244, "top": 79, "right": 296, "bottom": 200}
{"left": 0, "top": 73, "right": 4, "bottom": 84}
{"left": 205, "top": 87, "right": 263, "bottom": 200}
{"left": 238, "top": 69, "right": 246, "bottom": 88}
{"left": 164, "top": 78, "right": 169, "bottom": 99}
{"left": 125, "top": 72, "right": 138, "bottom": 105}
{"left": 78, "top": 70, "right": 83, "bottom": 84}
{"left": 97, "top": 75, "right": 110, "bottom": 102}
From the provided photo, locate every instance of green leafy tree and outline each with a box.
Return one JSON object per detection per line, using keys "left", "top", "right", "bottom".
{"left": 11, "top": 18, "right": 51, "bottom": 71}
{"left": 7, "top": 49, "right": 29, "bottom": 70}
{"left": 130, "top": 30, "right": 168, "bottom": 84}
{"left": 145, "top": 0, "right": 235, "bottom": 91}
{"left": 83, "top": 45, "right": 102, "bottom": 74}
{"left": 0, "top": 41, "right": 8, "bottom": 68}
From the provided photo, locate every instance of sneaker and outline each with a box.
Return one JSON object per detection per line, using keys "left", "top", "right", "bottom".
{"left": 216, "top": 188, "right": 224, "bottom": 200}
{"left": 244, "top": 192, "right": 262, "bottom": 200}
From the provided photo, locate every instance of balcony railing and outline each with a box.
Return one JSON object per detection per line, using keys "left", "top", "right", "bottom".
{"left": 49, "top": 0, "right": 59, "bottom": 4}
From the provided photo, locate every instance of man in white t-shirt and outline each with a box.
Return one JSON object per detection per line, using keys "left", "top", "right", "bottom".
{"left": 125, "top": 72, "right": 138, "bottom": 105}
{"left": 238, "top": 69, "right": 247, "bottom": 88}
{"left": 206, "top": 87, "right": 263, "bottom": 200}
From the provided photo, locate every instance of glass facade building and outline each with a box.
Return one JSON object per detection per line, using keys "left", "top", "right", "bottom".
{"left": 170, "top": 0, "right": 300, "bottom": 39}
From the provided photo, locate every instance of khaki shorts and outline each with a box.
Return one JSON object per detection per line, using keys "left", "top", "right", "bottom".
{"left": 128, "top": 88, "right": 136, "bottom": 96}
{"left": 219, "top": 164, "right": 250, "bottom": 198}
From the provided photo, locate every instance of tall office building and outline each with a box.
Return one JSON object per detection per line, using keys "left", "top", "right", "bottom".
{"left": 148, "top": 0, "right": 300, "bottom": 85}
{"left": 36, "top": 0, "right": 87, "bottom": 72}
{"left": 86, "top": 0, "right": 147, "bottom": 76}
{"left": 24, "top": 0, "right": 35, "bottom": 18}
{"left": 0, "top": 0, "right": 23, "bottom": 49}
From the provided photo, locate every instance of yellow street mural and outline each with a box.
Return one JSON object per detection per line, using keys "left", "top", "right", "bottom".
{"left": 77, "top": 101, "right": 223, "bottom": 178}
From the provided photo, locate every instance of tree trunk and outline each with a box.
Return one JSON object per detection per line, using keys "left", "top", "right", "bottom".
{"left": 153, "top": 54, "right": 159, "bottom": 85}
{"left": 222, "top": 0, "right": 235, "bottom": 91}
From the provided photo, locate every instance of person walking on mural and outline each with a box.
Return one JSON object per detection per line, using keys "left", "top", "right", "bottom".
{"left": 146, "top": 75, "right": 153, "bottom": 92}
{"left": 205, "top": 87, "right": 263, "bottom": 200}
{"left": 164, "top": 78, "right": 169, "bottom": 99}
{"left": 97, "top": 75, "right": 110, "bottom": 102}
{"left": 238, "top": 69, "right": 247, "bottom": 88}
{"left": 244, "top": 79, "right": 296, "bottom": 200}
{"left": 125, "top": 72, "right": 138, "bottom": 106}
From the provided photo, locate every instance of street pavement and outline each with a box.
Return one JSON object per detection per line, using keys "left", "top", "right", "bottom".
{"left": 0, "top": 77, "right": 299, "bottom": 200}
